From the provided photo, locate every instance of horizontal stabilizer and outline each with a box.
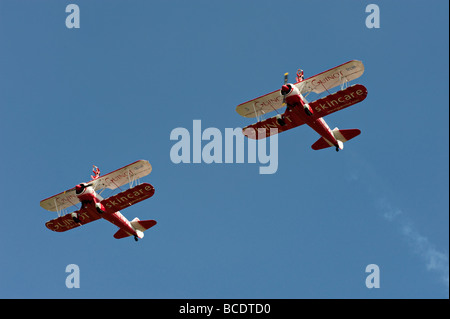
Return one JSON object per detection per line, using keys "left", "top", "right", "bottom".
{"left": 333, "top": 128, "right": 361, "bottom": 142}
{"left": 113, "top": 228, "right": 131, "bottom": 239}
{"left": 311, "top": 128, "right": 361, "bottom": 150}
{"left": 311, "top": 136, "right": 334, "bottom": 150}
{"left": 113, "top": 218, "right": 157, "bottom": 239}
{"left": 130, "top": 218, "right": 157, "bottom": 232}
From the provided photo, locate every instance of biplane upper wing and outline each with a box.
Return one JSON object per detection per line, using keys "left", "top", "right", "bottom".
{"left": 39, "top": 160, "right": 152, "bottom": 212}
{"left": 236, "top": 60, "right": 364, "bottom": 119}
{"left": 91, "top": 160, "right": 152, "bottom": 191}
{"left": 236, "top": 89, "right": 284, "bottom": 118}
{"left": 40, "top": 188, "right": 79, "bottom": 212}
{"left": 45, "top": 208, "right": 101, "bottom": 232}
{"left": 296, "top": 60, "right": 364, "bottom": 95}
{"left": 101, "top": 183, "right": 155, "bottom": 214}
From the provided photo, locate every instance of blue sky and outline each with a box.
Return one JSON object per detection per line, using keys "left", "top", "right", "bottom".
{"left": 0, "top": 0, "right": 448, "bottom": 299}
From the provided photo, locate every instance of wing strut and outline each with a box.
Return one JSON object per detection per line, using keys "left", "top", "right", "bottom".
{"left": 53, "top": 194, "right": 78, "bottom": 217}
{"left": 54, "top": 198, "right": 60, "bottom": 217}
{"left": 252, "top": 103, "right": 260, "bottom": 122}
{"left": 339, "top": 73, "right": 349, "bottom": 90}
{"left": 127, "top": 169, "right": 141, "bottom": 189}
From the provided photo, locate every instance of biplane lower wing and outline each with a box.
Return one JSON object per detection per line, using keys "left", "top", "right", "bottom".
{"left": 242, "top": 112, "right": 306, "bottom": 139}
{"left": 101, "top": 183, "right": 155, "bottom": 214}
{"left": 243, "top": 84, "right": 367, "bottom": 140}
{"left": 308, "top": 84, "right": 367, "bottom": 118}
{"left": 45, "top": 208, "right": 100, "bottom": 232}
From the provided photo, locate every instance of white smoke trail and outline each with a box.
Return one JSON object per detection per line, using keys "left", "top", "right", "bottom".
{"left": 377, "top": 198, "right": 449, "bottom": 288}
{"left": 347, "top": 151, "right": 449, "bottom": 290}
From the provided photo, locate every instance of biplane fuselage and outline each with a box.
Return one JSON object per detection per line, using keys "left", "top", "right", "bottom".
{"left": 282, "top": 86, "right": 340, "bottom": 149}
{"left": 75, "top": 184, "right": 139, "bottom": 239}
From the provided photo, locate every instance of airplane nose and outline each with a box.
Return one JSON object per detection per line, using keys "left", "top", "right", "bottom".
{"left": 75, "top": 184, "right": 84, "bottom": 194}
{"left": 281, "top": 85, "right": 290, "bottom": 93}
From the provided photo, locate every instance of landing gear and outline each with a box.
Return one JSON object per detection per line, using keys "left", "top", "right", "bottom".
{"left": 335, "top": 146, "right": 340, "bottom": 152}
{"left": 71, "top": 212, "right": 81, "bottom": 224}
{"left": 304, "top": 106, "right": 313, "bottom": 116}
{"left": 72, "top": 216, "right": 81, "bottom": 223}
{"left": 276, "top": 114, "right": 286, "bottom": 126}
{"left": 134, "top": 235, "right": 139, "bottom": 242}
{"left": 95, "top": 203, "right": 105, "bottom": 214}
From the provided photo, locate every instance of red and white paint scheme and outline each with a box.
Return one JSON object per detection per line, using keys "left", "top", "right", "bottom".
{"left": 236, "top": 60, "right": 368, "bottom": 151}
{"left": 40, "top": 160, "right": 157, "bottom": 241}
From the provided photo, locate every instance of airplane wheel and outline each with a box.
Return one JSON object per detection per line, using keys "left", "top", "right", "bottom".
{"left": 335, "top": 147, "right": 339, "bottom": 152}
{"left": 134, "top": 235, "right": 138, "bottom": 242}
{"left": 276, "top": 117, "right": 286, "bottom": 126}
{"left": 72, "top": 217, "right": 81, "bottom": 224}
{"left": 96, "top": 206, "right": 104, "bottom": 214}
{"left": 304, "top": 107, "right": 312, "bottom": 116}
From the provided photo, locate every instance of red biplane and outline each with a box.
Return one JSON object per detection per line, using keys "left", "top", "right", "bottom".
{"left": 40, "top": 160, "right": 156, "bottom": 241}
{"left": 236, "top": 60, "right": 368, "bottom": 151}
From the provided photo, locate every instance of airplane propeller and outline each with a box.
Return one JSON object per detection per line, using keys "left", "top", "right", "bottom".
{"left": 281, "top": 72, "right": 290, "bottom": 106}
{"left": 75, "top": 182, "right": 94, "bottom": 194}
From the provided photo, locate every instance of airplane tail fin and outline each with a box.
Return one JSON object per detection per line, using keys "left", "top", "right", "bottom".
{"left": 311, "top": 128, "right": 361, "bottom": 150}
{"left": 113, "top": 218, "right": 157, "bottom": 239}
